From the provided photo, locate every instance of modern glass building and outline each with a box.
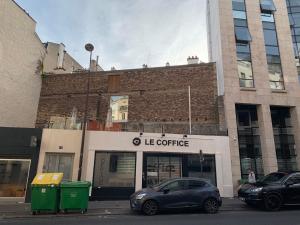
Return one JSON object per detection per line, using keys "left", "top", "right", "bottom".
{"left": 286, "top": 0, "right": 300, "bottom": 81}
{"left": 207, "top": 0, "right": 300, "bottom": 188}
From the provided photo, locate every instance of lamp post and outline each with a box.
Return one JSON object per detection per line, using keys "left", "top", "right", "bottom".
{"left": 77, "top": 43, "right": 94, "bottom": 181}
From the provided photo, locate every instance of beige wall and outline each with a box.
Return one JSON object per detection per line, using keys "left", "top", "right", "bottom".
{"left": 37, "top": 129, "right": 82, "bottom": 181}
{"left": 208, "top": 0, "right": 300, "bottom": 191}
{"left": 0, "top": 0, "right": 46, "bottom": 128}
{"left": 43, "top": 42, "right": 83, "bottom": 74}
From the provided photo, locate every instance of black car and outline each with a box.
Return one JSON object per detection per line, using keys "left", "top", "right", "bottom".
{"left": 130, "top": 178, "right": 222, "bottom": 215}
{"left": 238, "top": 171, "right": 300, "bottom": 211}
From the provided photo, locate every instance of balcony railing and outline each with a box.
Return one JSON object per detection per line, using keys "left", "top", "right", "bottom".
{"left": 38, "top": 119, "right": 227, "bottom": 136}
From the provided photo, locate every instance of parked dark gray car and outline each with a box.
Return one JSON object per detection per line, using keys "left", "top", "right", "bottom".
{"left": 130, "top": 178, "right": 222, "bottom": 215}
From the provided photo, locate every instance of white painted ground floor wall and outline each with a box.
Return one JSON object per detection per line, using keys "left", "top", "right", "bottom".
{"left": 81, "top": 131, "right": 234, "bottom": 197}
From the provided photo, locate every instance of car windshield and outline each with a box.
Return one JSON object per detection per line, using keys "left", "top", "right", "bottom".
{"left": 258, "top": 173, "right": 286, "bottom": 184}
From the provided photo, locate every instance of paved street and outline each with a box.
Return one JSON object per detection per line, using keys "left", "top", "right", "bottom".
{"left": 1, "top": 209, "right": 300, "bottom": 225}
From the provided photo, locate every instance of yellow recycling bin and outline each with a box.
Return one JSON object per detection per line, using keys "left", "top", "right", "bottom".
{"left": 31, "top": 173, "right": 64, "bottom": 214}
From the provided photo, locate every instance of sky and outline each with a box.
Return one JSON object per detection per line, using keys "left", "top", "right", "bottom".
{"left": 15, "top": 0, "right": 208, "bottom": 70}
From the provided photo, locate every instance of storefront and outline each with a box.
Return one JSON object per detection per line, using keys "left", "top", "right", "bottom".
{"left": 82, "top": 131, "right": 234, "bottom": 200}
{"left": 37, "top": 129, "right": 233, "bottom": 200}
{"left": 0, "top": 128, "right": 42, "bottom": 202}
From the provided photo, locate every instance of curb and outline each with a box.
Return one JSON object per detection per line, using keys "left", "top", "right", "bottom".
{"left": 0, "top": 206, "right": 249, "bottom": 219}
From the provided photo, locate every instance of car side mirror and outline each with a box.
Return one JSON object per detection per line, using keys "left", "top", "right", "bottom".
{"left": 163, "top": 189, "right": 170, "bottom": 194}
{"left": 285, "top": 180, "right": 294, "bottom": 186}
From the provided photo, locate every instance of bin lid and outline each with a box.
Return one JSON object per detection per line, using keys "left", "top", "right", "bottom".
{"left": 32, "top": 173, "right": 64, "bottom": 185}
{"left": 60, "top": 181, "right": 91, "bottom": 188}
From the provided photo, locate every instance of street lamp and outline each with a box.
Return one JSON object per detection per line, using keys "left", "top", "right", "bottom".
{"left": 78, "top": 43, "right": 94, "bottom": 181}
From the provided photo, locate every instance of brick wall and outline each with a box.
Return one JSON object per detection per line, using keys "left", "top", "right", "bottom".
{"left": 36, "top": 63, "right": 225, "bottom": 135}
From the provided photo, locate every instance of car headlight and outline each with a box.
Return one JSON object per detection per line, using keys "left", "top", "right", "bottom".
{"left": 136, "top": 193, "right": 147, "bottom": 200}
{"left": 250, "top": 187, "right": 263, "bottom": 193}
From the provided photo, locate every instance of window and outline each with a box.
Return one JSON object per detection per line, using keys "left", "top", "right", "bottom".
{"left": 236, "top": 43, "right": 254, "bottom": 87}
{"left": 187, "top": 154, "right": 217, "bottom": 186}
{"left": 232, "top": 0, "right": 246, "bottom": 11}
{"left": 236, "top": 104, "right": 264, "bottom": 179}
{"left": 233, "top": 10, "right": 247, "bottom": 19}
{"left": 238, "top": 61, "right": 254, "bottom": 88}
{"left": 232, "top": 0, "right": 254, "bottom": 88}
{"left": 235, "top": 27, "right": 252, "bottom": 42}
{"left": 260, "top": 0, "right": 276, "bottom": 12}
{"left": 263, "top": 29, "right": 279, "bottom": 46}
{"left": 289, "top": 174, "right": 300, "bottom": 184}
{"left": 162, "top": 180, "right": 186, "bottom": 192}
{"left": 261, "top": 10, "right": 285, "bottom": 90}
{"left": 261, "top": 13, "right": 275, "bottom": 22}
{"left": 286, "top": 0, "right": 300, "bottom": 84}
{"left": 93, "top": 152, "right": 136, "bottom": 188}
{"left": 188, "top": 180, "right": 207, "bottom": 189}
{"left": 0, "top": 159, "right": 31, "bottom": 197}
{"left": 271, "top": 107, "right": 298, "bottom": 172}
{"left": 109, "top": 96, "right": 129, "bottom": 123}
{"left": 266, "top": 46, "right": 279, "bottom": 55}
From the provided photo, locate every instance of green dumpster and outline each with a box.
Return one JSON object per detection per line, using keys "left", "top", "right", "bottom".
{"left": 60, "top": 181, "right": 91, "bottom": 214}
{"left": 31, "top": 173, "right": 64, "bottom": 215}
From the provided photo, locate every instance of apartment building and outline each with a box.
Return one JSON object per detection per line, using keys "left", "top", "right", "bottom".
{"left": 207, "top": 0, "right": 300, "bottom": 190}
{"left": 0, "top": 0, "right": 46, "bottom": 128}
{"left": 0, "top": 0, "right": 83, "bottom": 128}
{"left": 43, "top": 42, "right": 83, "bottom": 74}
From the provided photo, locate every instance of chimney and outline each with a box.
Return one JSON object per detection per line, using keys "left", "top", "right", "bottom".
{"left": 187, "top": 56, "right": 199, "bottom": 65}
{"left": 57, "top": 43, "right": 66, "bottom": 68}
{"left": 90, "top": 59, "right": 97, "bottom": 72}
{"left": 142, "top": 64, "right": 148, "bottom": 68}
{"left": 111, "top": 66, "right": 116, "bottom": 71}
{"left": 96, "top": 56, "right": 99, "bottom": 67}
{"left": 166, "top": 62, "right": 170, "bottom": 67}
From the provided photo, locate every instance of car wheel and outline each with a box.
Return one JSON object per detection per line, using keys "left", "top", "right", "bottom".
{"left": 264, "top": 194, "right": 282, "bottom": 211}
{"left": 142, "top": 200, "right": 158, "bottom": 216}
{"left": 203, "top": 198, "right": 219, "bottom": 214}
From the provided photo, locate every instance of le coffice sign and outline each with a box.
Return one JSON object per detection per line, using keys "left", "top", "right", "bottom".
{"left": 132, "top": 137, "right": 189, "bottom": 147}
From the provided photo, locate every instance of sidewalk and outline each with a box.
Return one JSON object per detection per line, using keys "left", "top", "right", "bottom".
{"left": 0, "top": 198, "right": 250, "bottom": 219}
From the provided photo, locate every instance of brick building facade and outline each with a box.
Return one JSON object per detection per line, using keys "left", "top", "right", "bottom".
{"left": 36, "top": 63, "right": 225, "bottom": 135}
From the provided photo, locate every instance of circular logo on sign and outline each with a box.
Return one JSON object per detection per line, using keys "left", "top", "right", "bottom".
{"left": 133, "top": 137, "right": 141, "bottom": 146}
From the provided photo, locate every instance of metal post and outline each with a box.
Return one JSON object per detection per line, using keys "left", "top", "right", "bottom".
{"left": 188, "top": 86, "right": 192, "bottom": 135}
{"left": 199, "top": 149, "right": 204, "bottom": 178}
{"left": 78, "top": 44, "right": 94, "bottom": 181}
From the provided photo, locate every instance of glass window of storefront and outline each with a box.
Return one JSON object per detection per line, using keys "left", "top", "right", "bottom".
{"left": 186, "top": 154, "right": 217, "bottom": 186}
{"left": 0, "top": 159, "right": 31, "bottom": 197}
{"left": 92, "top": 152, "right": 136, "bottom": 200}
{"left": 93, "top": 152, "right": 136, "bottom": 188}
{"left": 143, "top": 153, "right": 216, "bottom": 188}
{"left": 270, "top": 106, "right": 298, "bottom": 171}
{"left": 236, "top": 104, "right": 264, "bottom": 179}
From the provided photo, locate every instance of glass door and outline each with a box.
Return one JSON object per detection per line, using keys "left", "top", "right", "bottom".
{"left": 146, "top": 156, "right": 159, "bottom": 187}
{"left": 144, "top": 154, "right": 182, "bottom": 187}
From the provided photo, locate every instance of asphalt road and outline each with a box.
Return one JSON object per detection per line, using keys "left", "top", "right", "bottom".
{"left": 1, "top": 209, "right": 300, "bottom": 225}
